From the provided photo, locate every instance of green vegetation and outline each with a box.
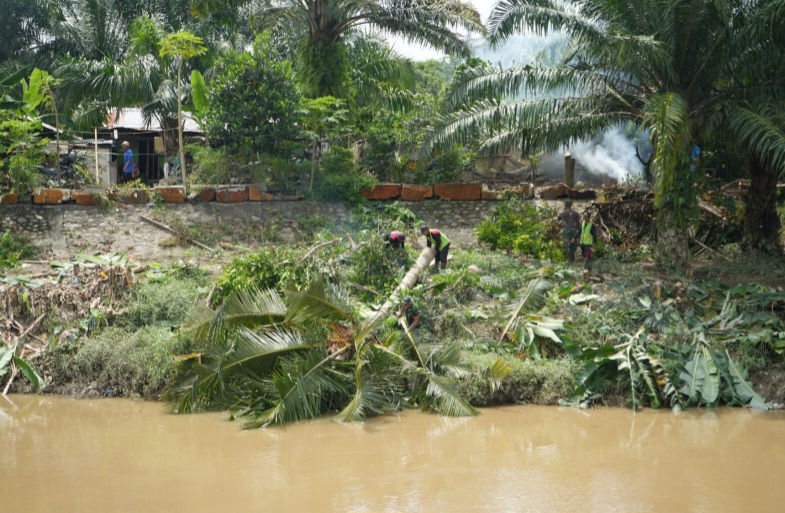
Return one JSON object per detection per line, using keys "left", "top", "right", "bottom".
{"left": 0, "top": 230, "right": 36, "bottom": 270}
{"left": 476, "top": 198, "right": 563, "bottom": 260}
{"left": 203, "top": 34, "right": 302, "bottom": 158}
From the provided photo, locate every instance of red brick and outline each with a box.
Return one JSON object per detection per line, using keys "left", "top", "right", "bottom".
{"left": 360, "top": 184, "right": 402, "bottom": 200}
{"left": 33, "top": 188, "right": 68, "bottom": 204}
{"left": 248, "top": 185, "right": 263, "bottom": 202}
{"left": 0, "top": 194, "right": 18, "bottom": 205}
{"left": 156, "top": 186, "right": 185, "bottom": 203}
{"left": 216, "top": 187, "right": 249, "bottom": 203}
{"left": 195, "top": 188, "right": 216, "bottom": 202}
{"left": 433, "top": 183, "right": 481, "bottom": 200}
{"left": 400, "top": 185, "right": 433, "bottom": 202}
{"left": 72, "top": 191, "right": 96, "bottom": 206}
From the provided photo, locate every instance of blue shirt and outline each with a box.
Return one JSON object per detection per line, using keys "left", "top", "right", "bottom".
{"left": 123, "top": 148, "right": 134, "bottom": 174}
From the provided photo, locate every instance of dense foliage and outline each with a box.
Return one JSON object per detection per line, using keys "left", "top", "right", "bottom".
{"left": 477, "top": 197, "right": 563, "bottom": 261}
{"left": 203, "top": 35, "right": 302, "bottom": 157}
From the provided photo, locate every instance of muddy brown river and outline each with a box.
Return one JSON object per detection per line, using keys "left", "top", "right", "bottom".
{"left": 2, "top": 396, "right": 784, "bottom": 512}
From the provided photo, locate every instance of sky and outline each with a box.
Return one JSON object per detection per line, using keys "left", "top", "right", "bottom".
{"left": 387, "top": 0, "right": 497, "bottom": 61}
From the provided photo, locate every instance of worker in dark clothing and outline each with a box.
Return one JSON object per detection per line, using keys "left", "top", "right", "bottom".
{"left": 396, "top": 296, "right": 420, "bottom": 332}
{"left": 420, "top": 225, "right": 450, "bottom": 272}
{"left": 557, "top": 199, "right": 580, "bottom": 262}
{"left": 383, "top": 231, "right": 406, "bottom": 250}
{"left": 580, "top": 210, "right": 598, "bottom": 271}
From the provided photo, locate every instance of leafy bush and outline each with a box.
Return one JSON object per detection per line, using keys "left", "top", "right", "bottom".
{"left": 477, "top": 197, "right": 564, "bottom": 260}
{"left": 413, "top": 145, "right": 475, "bottom": 185}
{"left": 215, "top": 247, "right": 313, "bottom": 301}
{"left": 203, "top": 34, "right": 302, "bottom": 158}
{"left": 0, "top": 111, "right": 45, "bottom": 194}
{"left": 0, "top": 230, "right": 37, "bottom": 270}
{"left": 118, "top": 265, "right": 210, "bottom": 329}
{"left": 187, "top": 144, "right": 237, "bottom": 185}
{"left": 351, "top": 201, "right": 420, "bottom": 232}
{"left": 314, "top": 146, "right": 377, "bottom": 204}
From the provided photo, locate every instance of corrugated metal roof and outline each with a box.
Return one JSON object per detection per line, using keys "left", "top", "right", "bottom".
{"left": 105, "top": 108, "right": 202, "bottom": 133}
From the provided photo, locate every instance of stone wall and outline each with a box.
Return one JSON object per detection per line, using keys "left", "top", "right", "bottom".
{"left": 0, "top": 200, "right": 497, "bottom": 261}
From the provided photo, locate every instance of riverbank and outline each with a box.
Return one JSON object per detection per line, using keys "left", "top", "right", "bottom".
{"left": 3, "top": 199, "right": 785, "bottom": 415}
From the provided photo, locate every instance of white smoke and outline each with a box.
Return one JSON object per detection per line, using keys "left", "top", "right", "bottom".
{"left": 570, "top": 126, "right": 644, "bottom": 182}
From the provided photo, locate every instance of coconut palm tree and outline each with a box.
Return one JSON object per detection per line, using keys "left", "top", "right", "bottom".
{"left": 168, "top": 255, "right": 508, "bottom": 428}
{"left": 429, "top": 0, "right": 785, "bottom": 270}
{"left": 253, "top": 0, "right": 484, "bottom": 97}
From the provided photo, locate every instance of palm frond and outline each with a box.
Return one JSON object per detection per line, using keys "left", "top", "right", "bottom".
{"left": 168, "top": 327, "right": 316, "bottom": 413}
{"left": 244, "top": 347, "right": 349, "bottom": 428}
{"left": 420, "top": 372, "right": 478, "bottom": 417}
{"left": 182, "top": 287, "right": 287, "bottom": 344}
{"left": 487, "top": 0, "right": 601, "bottom": 47}
{"left": 285, "top": 278, "right": 352, "bottom": 325}
{"left": 725, "top": 104, "right": 785, "bottom": 175}
{"left": 333, "top": 359, "right": 390, "bottom": 422}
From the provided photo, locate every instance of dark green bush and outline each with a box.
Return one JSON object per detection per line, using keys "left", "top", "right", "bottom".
{"left": 315, "top": 146, "right": 377, "bottom": 204}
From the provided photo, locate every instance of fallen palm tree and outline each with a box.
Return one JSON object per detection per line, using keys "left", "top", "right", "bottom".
{"left": 364, "top": 247, "right": 436, "bottom": 330}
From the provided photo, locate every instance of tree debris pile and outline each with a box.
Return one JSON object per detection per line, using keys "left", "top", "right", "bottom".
{"left": 1, "top": 254, "right": 138, "bottom": 344}
{"left": 590, "top": 184, "right": 743, "bottom": 251}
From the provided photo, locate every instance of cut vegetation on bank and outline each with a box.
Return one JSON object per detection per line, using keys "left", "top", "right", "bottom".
{"left": 2, "top": 198, "right": 784, "bottom": 425}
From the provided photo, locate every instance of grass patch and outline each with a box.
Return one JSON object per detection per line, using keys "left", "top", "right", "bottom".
{"left": 460, "top": 352, "right": 578, "bottom": 406}
{"left": 49, "top": 325, "right": 190, "bottom": 399}
{"left": 118, "top": 265, "right": 211, "bottom": 329}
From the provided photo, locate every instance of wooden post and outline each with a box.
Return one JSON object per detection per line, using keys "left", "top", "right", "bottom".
{"left": 94, "top": 128, "right": 100, "bottom": 185}
{"left": 565, "top": 151, "right": 575, "bottom": 188}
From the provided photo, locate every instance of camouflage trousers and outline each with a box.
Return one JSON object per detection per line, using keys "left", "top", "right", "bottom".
{"left": 562, "top": 228, "right": 579, "bottom": 262}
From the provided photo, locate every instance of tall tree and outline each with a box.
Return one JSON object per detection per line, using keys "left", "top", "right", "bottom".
{"left": 429, "top": 0, "right": 785, "bottom": 271}
{"left": 254, "top": 0, "right": 484, "bottom": 97}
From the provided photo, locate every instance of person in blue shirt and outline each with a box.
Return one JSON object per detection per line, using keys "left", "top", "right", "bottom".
{"left": 121, "top": 141, "right": 134, "bottom": 183}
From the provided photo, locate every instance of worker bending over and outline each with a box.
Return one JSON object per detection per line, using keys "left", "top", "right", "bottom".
{"left": 420, "top": 225, "right": 450, "bottom": 272}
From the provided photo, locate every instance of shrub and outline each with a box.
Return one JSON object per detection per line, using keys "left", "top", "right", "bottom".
{"left": 215, "top": 247, "right": 313, "bottom": 301}
{"left": 477, "top": 197, "right": 564, "bottom": 260}
{"left": 315, "top": 146, "right": 377, "bottom": 204}
{"left": 203, "top": 34, "right": 302, "bottom": 158}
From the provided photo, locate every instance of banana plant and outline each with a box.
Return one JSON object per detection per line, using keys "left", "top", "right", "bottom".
{"left": 0, "top": 342, "right": 45, "bottom": 394}
{"left": 610, "top": 328, "right": 662, "bottom": 410}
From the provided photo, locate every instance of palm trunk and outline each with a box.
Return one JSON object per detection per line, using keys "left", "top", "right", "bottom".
{"left": 309, "top": 139, "right": 317, "bottom": 191}
{"left": 364, "top": 247, "right": 436, "bottom": 330}
{"left": 656, "top": 211, "right": 690, "bottom": 273}
{"left": 177, "top": 61, "right": 187, "bottom": 195}
{"left": 743, "top": 155, "right": 781, "bottom": 253}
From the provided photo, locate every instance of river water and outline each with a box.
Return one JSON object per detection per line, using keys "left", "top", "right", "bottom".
{"left": 2, "top": 396, "right": 784, "bottom": 513}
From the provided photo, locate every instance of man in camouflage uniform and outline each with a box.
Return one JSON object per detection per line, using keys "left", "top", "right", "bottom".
{"left": 557, "top": 199, "right": 580, "bottom": 262}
